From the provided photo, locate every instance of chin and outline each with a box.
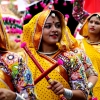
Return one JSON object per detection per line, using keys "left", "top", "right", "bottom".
{"left": 49, "top": 41, "right": 58, "bottom": 45}
{"left": 89, "top": 30, "right": 95, "bottom": 34}
{"left": 52, "top": 41, "right": 59, "bottom": 44}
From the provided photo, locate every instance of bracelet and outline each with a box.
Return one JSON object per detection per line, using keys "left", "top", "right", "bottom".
{"left": 88, "top": 82, "right": 93, "bottom": 89}
{"left": 15, "top": 93, "right": 25, "bottom": 100}
{"left": 64, "top": 88, "right": 73, "bottom": 100}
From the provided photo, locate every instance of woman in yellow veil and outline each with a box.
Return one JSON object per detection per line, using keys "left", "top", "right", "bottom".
{"left": 72, "top": 0, "right": 100, "bottom": 99}
{"left": 22, "top": 8, "right": 98, "bottom": 100}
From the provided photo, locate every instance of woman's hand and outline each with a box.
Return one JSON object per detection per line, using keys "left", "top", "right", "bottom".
{"left": 0, "top": 88, "right": 16, "bottom": 100}
{"left": 47, "top": 80, "right": 64, "bottom": 95}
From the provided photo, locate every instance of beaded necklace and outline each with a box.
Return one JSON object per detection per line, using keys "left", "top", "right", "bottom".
{"left": 86, "top": 38, "right": 100, "bottom": 45}
{"left": 38, "top": 49, "right": 59, "bottom": 56}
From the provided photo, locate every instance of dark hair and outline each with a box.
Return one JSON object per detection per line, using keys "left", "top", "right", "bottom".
{"left": 88, "top": 14, "right": 100, "bottom": 21}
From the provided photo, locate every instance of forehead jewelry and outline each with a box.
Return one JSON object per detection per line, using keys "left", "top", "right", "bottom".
{"left": 96, "top": 14, "right": 100, "bottom": 19}
{"left": 51, "top": 13, "right": 55, "bottom": 18}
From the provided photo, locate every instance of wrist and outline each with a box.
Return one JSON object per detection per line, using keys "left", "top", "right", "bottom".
{"left": 63, "top": 88, "right": 73, "bottom": 100}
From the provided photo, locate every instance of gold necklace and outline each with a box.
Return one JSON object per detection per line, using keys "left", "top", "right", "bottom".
{"left": 37, "top": 49, "right": 59, "bottom": 56}
{"left": 86, "top": 38, "right": 100, "bottom": 45}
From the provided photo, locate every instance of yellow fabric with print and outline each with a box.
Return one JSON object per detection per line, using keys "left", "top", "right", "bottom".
{"left": 27, "top": 48, "right": 71, "bottom": 100}
{"left": 22, "top": 9, "right": 78, "bottom": 100}
{"left": 0, "top": 70, "right": 12, "bottom": 90}
{"left": 0, "top": 81, "right": 9, "bottom": 89}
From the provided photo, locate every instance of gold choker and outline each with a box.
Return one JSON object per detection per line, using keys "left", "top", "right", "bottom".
{"left": 86, "top": 39, "right": 100, "bottom": 45}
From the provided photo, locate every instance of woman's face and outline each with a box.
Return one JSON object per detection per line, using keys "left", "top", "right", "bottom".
{"left": 42, "top": 14, "right": 62, "bottom": 46}
{"left": 88, "top": 16, "right": 100, "bottom": 35}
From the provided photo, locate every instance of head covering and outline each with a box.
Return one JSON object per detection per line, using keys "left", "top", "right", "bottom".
{"left": 0, "top": 14, "right": 9, "bottom": 51}
{"left": 79, "top": 13, "right": 100, "bottom": 37}
{"left": 22, "top": 9, "right": 78, "bottom": 51}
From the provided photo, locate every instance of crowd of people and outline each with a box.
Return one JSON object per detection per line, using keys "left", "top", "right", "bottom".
{"left": 0, "top": 0, "right": 99, "bottom": 100}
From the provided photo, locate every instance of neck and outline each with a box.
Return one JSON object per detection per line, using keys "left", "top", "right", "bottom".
{"left": 88, "top": 35, "right": 100, "bottom": 43}
{"left": 39, "top": 43, "right": 58, "bottom": 53}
